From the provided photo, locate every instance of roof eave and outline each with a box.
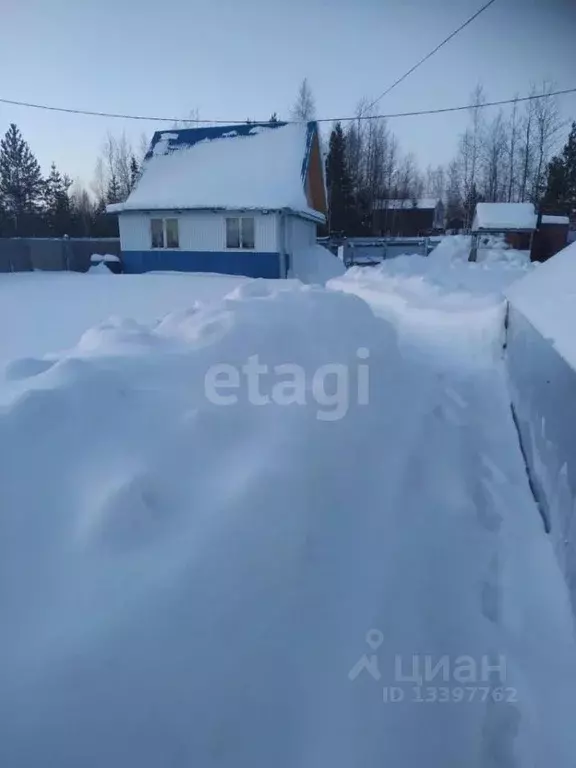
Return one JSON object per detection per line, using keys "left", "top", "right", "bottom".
{"left": 109, "top": 203, "right": 326, "bottom": 224}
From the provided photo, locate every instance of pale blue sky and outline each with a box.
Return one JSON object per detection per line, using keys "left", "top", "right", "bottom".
{"left": 0, "top": 0, "right": 574, "bottom": 190}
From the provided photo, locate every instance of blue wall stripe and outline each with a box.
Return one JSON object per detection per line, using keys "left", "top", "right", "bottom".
{"left": 121, "top": 250, "right": 281, "bottom": 279}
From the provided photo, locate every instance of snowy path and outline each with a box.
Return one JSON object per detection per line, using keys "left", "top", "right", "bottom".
{"left": 329, "top": 264, "right": 576, "bottom": 765}
{"left": 1, "top": 266, "right": 576, "bottom": 766}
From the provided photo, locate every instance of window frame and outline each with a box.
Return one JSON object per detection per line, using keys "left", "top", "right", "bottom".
{"left": 150, "top": 217, "right": 180, "bottom": 249}
{"left": 225, "top": 216, "right": 256, "bottom": 250}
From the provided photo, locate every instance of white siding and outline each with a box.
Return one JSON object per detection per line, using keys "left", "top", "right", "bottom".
{"left": 119, "top": 211, "right": 279, "bottom": 252}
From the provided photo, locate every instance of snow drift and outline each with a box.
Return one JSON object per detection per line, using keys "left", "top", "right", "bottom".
{"left": 506, "top": 241, "right": 576, "bottom": 617}
{"left": 1, "top": 272, "right": 575, "bottom": 766}
{"left": 290, "top": 244, "right": 346, "bottom": 285}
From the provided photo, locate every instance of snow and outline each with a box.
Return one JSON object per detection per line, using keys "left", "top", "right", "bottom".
{"left": 90, "top": 253, "right": 121, "bottom": 263}
{"left": 429, "top": 233, "right": 532, "bottom": 269}
{"left": 506, "top": 303, "right": 576, "bottom": 618}
{"left": 506, "top": 241, "right": 576, "bottom": 371}
{"left": 0, "top": 271, "right": 247, "bottom": 366}
{"left": 373, "top": 197, "right": 440, "bottom": 210}
{"left": 506, "top": 242, "right": 576, "bottom": 616}
{"left": 1, "top": 257, "right": 576, "bottom": 765}
{"left": 108, "top": 123, "right": 321, "bottom": 220}
{"left": 542, "top": 215, "right": 570, "bottom": 225}
{"left": 473, "top": 203, "right": 537, "bottom": 231}
{"left": 330, "top": 241, "right": 532, "bottom": 369}
{"left": 290, "top": 244, "right": 346, "bottom": 285}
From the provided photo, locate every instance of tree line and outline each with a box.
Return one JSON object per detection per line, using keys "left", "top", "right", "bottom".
{"left": 0, "top": 124, "right": 145, "bottom": 238}
{"left": 0, "top": 78, "right": 574, "bottom": 240}
{"left": 324, "top": 82, "right": 576, "bottom": 236}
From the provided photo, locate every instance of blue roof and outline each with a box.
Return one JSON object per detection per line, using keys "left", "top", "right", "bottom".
{"left": 145, "top": 121, "right": 318, "bottom": 186}
{"left": 108, "top": 121, "right": 325, "bottom": 220}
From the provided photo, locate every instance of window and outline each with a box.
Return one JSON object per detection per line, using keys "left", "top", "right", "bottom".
{"left": 150, "top": 218, "right": 179, "bottom": 248}
{"left": 226, "top": 217, "right": 255, "bottom": 249}
{"left": 165, "top": 219, "right": 179, "bottom": 248}
{"left": 241, "top": 217, "right": 255, "bottom": 249}
{"left": 226, "top": 217, "right": 240, "bottom": 249}
{"left": 151, "top": 218, "right": 164, "bottom": 248}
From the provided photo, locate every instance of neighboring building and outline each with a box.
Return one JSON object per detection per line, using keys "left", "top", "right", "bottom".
{"left": 107, "top": 122, "right": 327, "bottom": 278}
{"left": 471, "top": 202, "right": 537, "bottom": 258}
{"left": 532, "top": 215, "right": 570, "bottom": 262}
{"left": 472, "top": 203, "right": 569, "bottom": 261}
{"left": 372, "top": 198, "right": 445, "bottom": 237}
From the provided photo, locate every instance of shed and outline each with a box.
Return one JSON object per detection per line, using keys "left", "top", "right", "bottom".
{"left": 107, "top": 122, "right": 327, "bottom": 278}
{"left": 532, "top": 215, "right": 570, "bottom": 262}
{"left": 372, "top": 198, "right": 445, "bottom": 237}
{"left": 471, "top": 203, "right": 537, "bottom": 260}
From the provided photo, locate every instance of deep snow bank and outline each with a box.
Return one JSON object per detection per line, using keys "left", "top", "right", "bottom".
{"left": 0, "top": 280, "right": 407, "bottom": 767}
{"left": 329, "top": 249, "right": 531, "bottom": 369}
{"left": 1, "top": 276, "right": 576, "bottom": 766}
{"left": 0, "top": 271, "right": 247, "bottom": 365}
{"left": 290, "top": 244, "right": 345, "bottom": 285}
{"left": 506, "top": 242, "right": 576, "bottom": 615}
{"left": 429, "top": 233, "right": 531, "bottom": 268}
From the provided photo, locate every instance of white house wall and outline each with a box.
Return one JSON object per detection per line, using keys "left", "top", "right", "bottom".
{"left": 119, "top": 211, "right": 280, "bottom": 252}
{"left": 286, "top": 216, "right": 316, "bottom": 252}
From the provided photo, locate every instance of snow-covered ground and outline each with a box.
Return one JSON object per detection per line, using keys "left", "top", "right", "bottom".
{"left": 0, "top": 270, "right": 247, "bottom": 365}
{"left": 1, "top": 248, "right": 576, "bottom": 766}
{"left": 329, "top": 237, "right": 532, "bottom": 369}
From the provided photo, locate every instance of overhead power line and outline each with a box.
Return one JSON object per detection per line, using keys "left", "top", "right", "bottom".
{"left": 0, "top": 86, "right": 575, "bottom": 127}
{"left": 364, "top": 0, "right": 499, "bottom": 113}
{"left": 318, "top": 87, "right": 576, "bottom": 123}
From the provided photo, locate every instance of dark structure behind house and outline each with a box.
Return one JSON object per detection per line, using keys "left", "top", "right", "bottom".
{"left": 372, "top": 198, "right": 445, "bottom": 237}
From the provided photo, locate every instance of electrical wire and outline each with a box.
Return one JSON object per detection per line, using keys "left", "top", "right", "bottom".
{"left": 0, "top": 85, "right": 574, "bottom": 127}
{"left": 363, "top": 0, "right": 499, "bottom": 113}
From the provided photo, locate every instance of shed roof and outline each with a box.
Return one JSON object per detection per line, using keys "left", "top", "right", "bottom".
{"left": 107, "top": 122, "right": 324, "bottom": 221}
{"left": 541, "top": 215, "right": 570, "bottom": 225}
{"left": 473, "top": 203, "right": 537, "bottom": 232}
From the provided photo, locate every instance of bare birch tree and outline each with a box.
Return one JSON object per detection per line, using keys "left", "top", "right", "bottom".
{"left": 291, "top": 79, "right": 316, "bottom": 121}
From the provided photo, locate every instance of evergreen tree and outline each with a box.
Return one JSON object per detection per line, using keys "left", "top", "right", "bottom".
{"left": 106, "top": 172, "right": 121, "bottom": 204}
{"left": 325, "top": 122, "right": 354, "bottom": 234}
{"left": 43, "top": 162, "right": 72, "bottom": 235}
{"left": 269, "top": 112, "right": 279, "bottom": 124}
{"left": 129, "top": 155, "right": 140, "bottom": 191}
{"left": 0, "top": 123, "right": 44, "bottom": 216}
{"left": 543, "top": 122, "right": 576, "bottom": 214}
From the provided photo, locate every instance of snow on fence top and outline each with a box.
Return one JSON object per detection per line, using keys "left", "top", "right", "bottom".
{"left": 107, "top": 122, "right": 323, "bottom": 220}
{"left": 473, "top": 203, "right": 537, "bottom": 232}
{"left": 373, "top": 198, "right": 440, "bottom": 210}
{"left": 507, "top": 240, "right": 576, "bottom": 370}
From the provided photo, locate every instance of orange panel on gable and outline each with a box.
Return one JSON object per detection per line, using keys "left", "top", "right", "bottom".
{"left": 306, "top": 132, "right": 327, "bottom": 216}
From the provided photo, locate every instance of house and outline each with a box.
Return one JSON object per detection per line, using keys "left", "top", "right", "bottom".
{"left": 471, "top": 202, "right": 537, "bottom": 259}
{"left": 107, "top": 122, "right": 327, "bottom": 278}
{"left": 372, "top": 198, "right": 445, "bottom": 237}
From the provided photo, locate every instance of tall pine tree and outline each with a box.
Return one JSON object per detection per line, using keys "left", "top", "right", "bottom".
{"left": 0, "top": 124, "right": 44, "bottom": 216}
{"left": 325, "top": 122, "right": 354, "bottom": 235}
{"left": 43, "top": 162, "right": 73, "bottom": 235}
{"left": 129, "top": 155, "right": 140, "bottom": 192}
{"left": 543, "top": 122, "right": 576, "bottom": 215}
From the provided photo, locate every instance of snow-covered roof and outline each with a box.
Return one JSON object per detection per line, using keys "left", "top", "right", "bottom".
{"left": 473, "top": 203, "right": 537, "bottom": 232}
{"left": 541, "top": 215, "right": 570, "bottom": 226}
{"left": 374, "top": 198, "right": 441, "bottom": 211}
{"left": 108, "top": 122, "right": 324, "bottom": 221}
